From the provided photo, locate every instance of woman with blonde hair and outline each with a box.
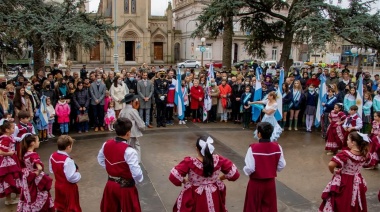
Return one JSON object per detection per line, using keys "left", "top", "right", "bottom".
{"left": 0, "top": 89, "right": 14, "bottom": 119}
{"left": 289, "top": 80, "right": 304, "bottom": 131}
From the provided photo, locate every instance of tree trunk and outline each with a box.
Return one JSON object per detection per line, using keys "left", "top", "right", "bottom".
{"left": 32, "top": 35, "right": 45, "bottom": 75}
{"left": 279, "top": 24, "right": 294, "bottom": 76}
{"left": 222, "top": 16, "right": 233, "bottom": 71}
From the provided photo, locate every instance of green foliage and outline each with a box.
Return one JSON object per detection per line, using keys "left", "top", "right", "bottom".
{"left": 0, "top": 0, "right": 114, "bottom": 70}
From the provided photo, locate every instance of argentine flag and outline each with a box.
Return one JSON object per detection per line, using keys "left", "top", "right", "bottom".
{"left": 175, "top": 68, "right": 185, "bottom": 120}
{"left": 274, "top": 68, "right": 284, "bottom": 121}
{"left": 203, "top": 64, "right": 214, "bottom": 121}
{"left": 356, "top": 75, "right": 363, "bottom": 118}
{"left": 252, "top": 67, "right": 262, "bottom": 121}
{"left": 315, "top": 74, "right": 327, "bottom": 127}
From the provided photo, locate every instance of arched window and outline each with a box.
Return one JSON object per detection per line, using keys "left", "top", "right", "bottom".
{"left": 131, "top": 0, "right": 136, "bottom": 14}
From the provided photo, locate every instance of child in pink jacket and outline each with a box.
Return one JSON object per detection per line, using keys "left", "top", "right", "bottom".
{"left": 55, "top": 96, "right": 71, "bottom": 135}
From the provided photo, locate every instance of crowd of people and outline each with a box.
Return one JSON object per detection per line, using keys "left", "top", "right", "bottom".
{"left": 0, "top": 62, "right": 380, "bottom": 211}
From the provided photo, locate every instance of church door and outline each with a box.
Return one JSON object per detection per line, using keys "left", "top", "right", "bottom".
{"left": 90, "top": 42, "right": 100, "bottom": 61}
{"left": 154, "top": 42, "right": 163, "bottom": 61}
{"left": 174, "top": 43, "right": 180, "bottom": 62}
{"left": 125, "top": 41, "right": 135, "bottom": 61}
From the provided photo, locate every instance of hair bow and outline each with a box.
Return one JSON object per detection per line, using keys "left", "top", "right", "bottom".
{"left": 21, "top": 133, "right": 32, "bottom": 141}
{"left": 199, "top": 136, "right": 215, "bottom": 156}
{"left": 0, "top": 118, "right": 6, "bottom": 126}
{"left": 357, "top": 132, "right": 371, "bottom": 143}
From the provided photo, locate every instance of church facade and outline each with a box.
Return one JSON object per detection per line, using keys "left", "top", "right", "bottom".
{"left": 76, "top": 0, "right": 177, "bottom": 65}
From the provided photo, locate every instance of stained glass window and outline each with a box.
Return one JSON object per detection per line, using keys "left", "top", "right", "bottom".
{"left": 131, "top": 0, "right": 136, "bottom": 14}
{"left": 125, "top": 0, "right": 129, "bottom": 13}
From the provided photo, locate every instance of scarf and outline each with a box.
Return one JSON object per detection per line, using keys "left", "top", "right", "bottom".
{"left": 59, "top": 86, "right": 67, "bottom": 97}
{"left": 25, "top": 90, "right": 36, "bottom": 108}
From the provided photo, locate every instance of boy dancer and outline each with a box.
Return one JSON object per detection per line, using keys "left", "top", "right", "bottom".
{"left": 97, "top": 117, "right": 143, "bottom": 212}
{"left": 49, "top": 135, "right": 81, "bottom": 212}
{"left": 118, "top": 93, "right": 145, "bottom": 163}
{"left": 243, "top": 122, "right": 286, "bottom": 212}
{"left": 342, "top": 105, "right": 363, "bottom": 149}
{"left": 14, "top": 111, "right": 36, "bottom": 154}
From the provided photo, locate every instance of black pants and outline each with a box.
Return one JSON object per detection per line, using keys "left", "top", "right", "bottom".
{"left": 192, "top": 107, "right": 202, "bottom": 119}
{"left": 232, "top": 100, "right": 241, "bottom": 120}
{"left": 166, "top": 107, "right": 174, "bottom": 121}
{"left": 209, "top": 105, "right": 217, "bottom": 122}
{"left": 91, "top": 104, "right": 105, "bottom": 127}
{"left": 156, "top": 101, "right": 166, "bottom": 125}
{"left": 243, "top": 111, "right": 251, "bottom": 128}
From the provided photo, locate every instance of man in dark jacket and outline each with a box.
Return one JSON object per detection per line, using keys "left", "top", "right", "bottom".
{"left": 80, "top": 65, "right": 88, "bottom": 79}
{"left": 125, "top": 72, "right": 138, "bottom": 94}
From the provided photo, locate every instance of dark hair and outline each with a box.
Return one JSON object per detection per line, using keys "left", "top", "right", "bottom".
{"left": 114, "top": 118, "right": 132, "bottom": 136}
{"left": 18, "top": 110, "right": 31, "bottom": 120}
{"left": 334, "top": 103, "right": 343, "bottom": 111}
{"left": 13, "top": 86, "right": 24, "bottom": 110}
{"left": 257, "top": 122, "right": 274, "bottom": 139}
{"left": 350, "top": 105, "right": 358, "bottom": 111}
{"left": 20, "top": 134, "right": 38, "bottom": 160}
{"left": 0, "top": 120, "right": 13, "bottom": 135}
{"left": 196, "top": 136, "right": 214, "bottom": 177}
{"left": 57, "top": 135, "right": 74, "bottom": 151}
{"left": 348, "top": 131, "right": 369, "bottom": 156}
{"left": 282, "top": 82, "right": 289, "bottom": 94}
{"left": 113, "top": 75, "right": 120, "bottom": 88}
{"left": 374, "top": 111, "right": 380, "bottom": 118}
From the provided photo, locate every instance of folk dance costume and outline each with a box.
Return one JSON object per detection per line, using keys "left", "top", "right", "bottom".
{"left": 17, "top": 151, "right": 54, "bottom": 212}
{"left": 0, "top": 135, "right": 22, "bottom": 198}
{"left": 169, "top": 155, "right": 240, "bottom": 211}
{"left": 319, "top": 150, "right": 369, "bottom": 212}
{"left": 342, "top": 114, "right": 363, "bottom": 148}
{"left": 243, "top": 139, "right": 286, "bottom": 212}
{"left": 322, "top": 95, "right": 338, "bottom": 138}
{"left": 49, "top": 151, "right": 82, "bottom": 212}
{"left": 253, "top": 100, "right": 283, "bottom": 141}
{"left": 97, "top": 137, "right": 143, "bottom": 212}
{"left": 14, "top": 123, "right": 36, "bottom": 155}
{"left": 367, "top": 121, "right": 380, "bottom": 168}
{"left": 119, "top": 104, "right": 145, "bottom": 163}
{"left": 325, "top": 111, "right": 346, "bottom": 152}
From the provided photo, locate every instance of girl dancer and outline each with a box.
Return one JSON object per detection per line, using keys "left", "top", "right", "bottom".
{"left": 0, "top": 120, "right": 21, "bottom": 205}
{"left": 325, "top": 103, "right": 346, "bottom": 155}
{"left": 319, "top": 131, "right": 370, "bottom": 212}
{"left": 169, "top": 136, "right": 240, "bottom": 211}
{"left": 366, "top": 111, "right": 380, "bottom": 169}
{"left": 249, "top": 91, "right": 283, "bottom": 141}
{"left": 322, "top": 88, "right": 338, "bottom": 139}
{"left": 17, "top": 134, "right": 54, "bottom": 211}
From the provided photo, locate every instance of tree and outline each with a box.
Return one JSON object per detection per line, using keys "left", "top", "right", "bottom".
{"left": 194, "top": 0, "right": 380, "bottom": 72}
{"left": 192, "top": 0, "right": 245, "bottom": 70}
{"left": 0, "top": 0, "right": 114, "bottom": 74}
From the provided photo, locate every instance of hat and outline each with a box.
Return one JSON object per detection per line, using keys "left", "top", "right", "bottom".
{"left": 121, "top": 93, "right": 135, "bottom": 103}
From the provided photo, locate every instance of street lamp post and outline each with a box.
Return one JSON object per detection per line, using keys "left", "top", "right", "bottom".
{"left": 113, "top": 0, "right": 119, "bottom": 72}
{"left": 200, "top": 37, "right": 206, "bottom": 67}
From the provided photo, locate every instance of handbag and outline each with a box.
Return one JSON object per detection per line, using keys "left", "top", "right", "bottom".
{"left": 227, "top": 98, "right": 232, "bottom": 109}
{"left": 77, "top": 113, "right": 89, "bottom": 123}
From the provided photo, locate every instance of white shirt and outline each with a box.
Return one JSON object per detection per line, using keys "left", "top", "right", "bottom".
{"left": 243, "top": 144, "right": 286, "bottom": 176}
{"left": 49, "top": 151, "right": 81, "bottom": 183}
{"left": 97, "top": 141, "right": 143, "bottom": 183}
{"left": 13, "top": 123, "right": 36, "bottom": 142}
{"left": 342, "top": 114, "right": 363, "bottom": 130}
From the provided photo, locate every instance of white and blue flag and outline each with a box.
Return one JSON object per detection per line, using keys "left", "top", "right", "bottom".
{"left": 175, "top": 68, "right": 185, "bottom": 120}
{"left": 274, "top": 68, "right": 284, "bottom": 121}
{"left": 356, "top": 75, "right": 363, "bottom": 118}
{"left": 315, "top": 74, "right": 327, "bottom": 127}
{"left": 203, "top": 64, "right": 214, "bottom": 121}
{"left": 252, "top": 67, "right": 262, "bottom": 121}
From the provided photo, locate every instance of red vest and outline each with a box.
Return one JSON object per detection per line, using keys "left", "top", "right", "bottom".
{"left": 17, "top": 123, "right": 34, "bottom": 137}
{"left": 103, "top": 139, "right": 133, "bottom": 180}
{"left": 50, "top": 152, "right": 71, "bottom": 185}
{"left": 346, "top": 114, "right": 359, "bottom": 127}
{"left": 250, "top": 142, "right": 281, "bottom": 179}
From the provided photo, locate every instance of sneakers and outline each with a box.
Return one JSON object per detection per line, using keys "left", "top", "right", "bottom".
{"left": 47, "top": 134, "right": 52, "bottom": 138}
{"left": 179, "top": 120, "right": 186, "bottom": 125}
{"left": 288, "top": 127, "right": 292, "bottom": 131}
{"left": 51, "top": 134, "right": 55, "bottom": 138}
{"left": 78, "top": 131, "right": 82, "bottom": 134}
{"left": 5, "top": 198, "right": 19, "bottom": 205}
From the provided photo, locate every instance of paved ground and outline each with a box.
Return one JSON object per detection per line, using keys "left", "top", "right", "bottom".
{"left": 1, "top": 122, "right": 380, "bottom": 211}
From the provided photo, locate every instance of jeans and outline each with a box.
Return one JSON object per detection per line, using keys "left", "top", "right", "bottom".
{"left": 139, "top": 108, "right": 150, "bottom": 126}
{"left": 221, "top": 109, "right": 228, "bottom": 121}
{"left": 77, "top": 110, "right": 89, "bottom": 132}
{"left": 60, "top": 123, "right": 69, "bottom": 134}
{"left": 91, "top": 104, "right": 105, "bottom": 127}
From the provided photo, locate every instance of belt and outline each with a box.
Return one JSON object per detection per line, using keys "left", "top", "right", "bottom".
{"left": 108, "top": 176, "right": 135, "bottom": 188}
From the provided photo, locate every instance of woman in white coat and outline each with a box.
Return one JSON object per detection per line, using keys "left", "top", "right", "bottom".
{"left": 110, "top": 75, "right": 129, "bottom": 118}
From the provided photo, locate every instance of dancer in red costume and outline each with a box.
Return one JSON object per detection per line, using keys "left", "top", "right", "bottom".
{"left": 325, "top": 103, "right": 346, "bottom": 155}
{"left": 169, "top": 136, "right": 240, "bottom": 212}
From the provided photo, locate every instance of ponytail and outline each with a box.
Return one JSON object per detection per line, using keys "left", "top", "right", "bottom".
{"left": 20, "top": 134, "right": 37, "bottom": 161}
{"left": 348, "top": 132, "right": 369, "bottom": 157}
{"left": 196, "top": 136, "right": 214, "bottom": 177}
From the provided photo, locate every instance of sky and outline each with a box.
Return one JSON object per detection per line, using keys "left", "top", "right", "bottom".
{"left": 88, "top": 0, "right": 379, "bottom": 14}
{"left": 88, "top": 0, "right": 171, "bottom": 15}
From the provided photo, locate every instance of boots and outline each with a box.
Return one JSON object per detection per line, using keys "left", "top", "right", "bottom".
{"left": 294, "top": 119, "right": 298, "bottom": 131}
{"left": 288, "top": 120, "right": 293, "bottom": 131}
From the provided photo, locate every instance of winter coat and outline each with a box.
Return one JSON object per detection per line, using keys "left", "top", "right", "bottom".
{"left": 190, "top": 85, "right": 204, "bottom": 110}
{"left": 55, "top": 101, "right": 71, "bottom": 123}
{"left": 73, "top": 88, "right": 90, "bottom": 109}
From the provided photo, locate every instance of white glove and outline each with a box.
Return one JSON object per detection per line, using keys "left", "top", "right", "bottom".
{"left": 160, "top": 96, "right": 165, "bottom": 101}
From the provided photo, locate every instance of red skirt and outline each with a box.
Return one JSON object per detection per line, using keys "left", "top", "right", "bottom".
{"left": 54, "top": 182, "right": 81, "bottom": 212}
{"left": 244, "top": 178, "right": 277, "bottom": 212}
{"left": 0, "top": 155, "right": 22, "bottom": 197}
{"left": 366, "top": 135, "right": 380, "bottom": 167}
{"left": 325, "top": 124, "right": 345, "bottom": 152}
{"left": 100, "top": 180, "right": 141, "bottom": 212}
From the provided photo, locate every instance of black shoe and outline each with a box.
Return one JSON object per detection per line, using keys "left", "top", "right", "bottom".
{"left": 162, "top": 124, "right": 166, "bottom": 127}
{"left": 157, "top": 124, "right": 161, "bottom": 128}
